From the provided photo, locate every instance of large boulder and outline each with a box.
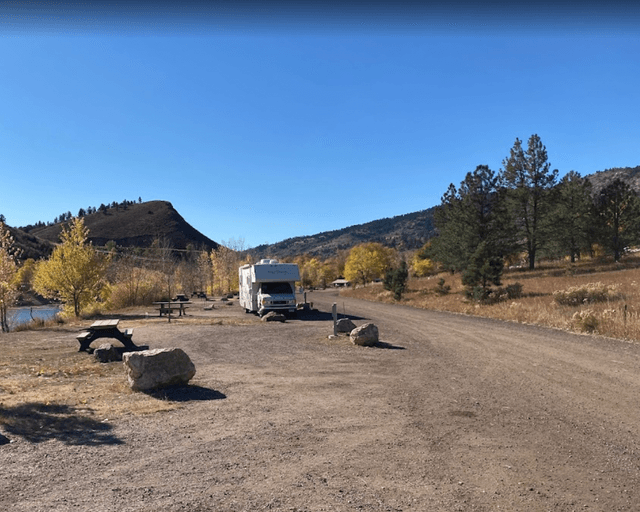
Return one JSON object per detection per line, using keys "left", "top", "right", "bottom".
{"left": 350, "top": 323, "right": 379, "bottom": 347}
{"left": 336, "top": 318, "right": 356, "bottom": 333}
{"left": 123, "top": 348, "right": 196, "bottom": 391}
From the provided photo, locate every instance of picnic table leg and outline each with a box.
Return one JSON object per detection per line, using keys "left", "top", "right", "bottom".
{"left": 119, "top": 335, "right": 138, "bottom": 351}
{"left": 80, "top": 336, "right": 93, "bottom": 352}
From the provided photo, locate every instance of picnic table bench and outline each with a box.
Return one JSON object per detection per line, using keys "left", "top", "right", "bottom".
{"left": 76, "top": 319, "right": 141, "bottom": 352}
{"left": 153, "top": 301, "right": 192, "bottom": 317}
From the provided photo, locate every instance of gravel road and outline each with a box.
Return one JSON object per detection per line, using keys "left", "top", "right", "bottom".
{"left": 2, "top": 289, "right": 640, "bottom": 511}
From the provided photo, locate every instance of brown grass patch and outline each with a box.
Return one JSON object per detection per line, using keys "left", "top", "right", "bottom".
{"left": 0, "top": 306, "right": 257, "bottom": 421}
{"left": 342, "top": 254, "right": 640, "bottom": 342}
{"left": 0, "top": 330, "right": 180, "bottom": 422}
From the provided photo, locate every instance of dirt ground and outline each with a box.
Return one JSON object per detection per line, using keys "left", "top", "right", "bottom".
{"left": 2, "top": 290, "right": 640, "bottom": 511}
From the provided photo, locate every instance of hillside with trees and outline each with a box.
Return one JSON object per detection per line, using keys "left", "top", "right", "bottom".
{"left": 247, "top": 208, "right": 437, "bottom": 260}
{"left": 421, "top": 135, "right": 640, "bottom": 300}
{"left": 24, "top": 200, "right": 219, "bottom": 253}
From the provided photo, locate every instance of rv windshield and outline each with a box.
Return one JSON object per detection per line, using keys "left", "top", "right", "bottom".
{"left": 260, "top": 282, "right": 293, "bottom": 295}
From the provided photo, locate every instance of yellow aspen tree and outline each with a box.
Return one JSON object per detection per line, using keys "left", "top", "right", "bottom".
{"left": 411, "top": 252, "right": 434, "bottom": 277}
{"left": 344, "top": 243, "right": 394, "bottom": 285}
{"left": 197, "top": 250, "right": 213, "bottom": 295}
{"left": 210, "top": 245, "right": 238, "bottom": 294}
{"left": 33, "top": 217, "right": 109, "bottom": 317}
{"left": 0, "top": 222, "right": 19, "bottom": 332}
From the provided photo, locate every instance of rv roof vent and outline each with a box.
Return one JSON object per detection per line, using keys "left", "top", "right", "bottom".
{"left": 259, "top": 259, "right": 278, "bottom": 264}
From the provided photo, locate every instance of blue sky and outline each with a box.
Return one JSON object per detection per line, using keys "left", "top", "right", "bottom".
{"left": 1, "top": 1, "right": 639, "bottom": 249}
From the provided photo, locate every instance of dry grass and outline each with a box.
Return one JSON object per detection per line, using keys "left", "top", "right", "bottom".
{"left": 0, "top": 330, "right": 181, "bottom": 424}
{"left": 342, "top": 254, "right": 640, "bottom": 343}
{"left": 0, "top": 305, "right": 257, "bottom": 424}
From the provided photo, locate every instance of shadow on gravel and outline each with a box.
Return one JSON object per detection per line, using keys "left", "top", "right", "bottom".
{"left": 145, "top": 385, "right": 226, "bottom": 403}
{"left": 0, "top": 403, "right": 123, "bottom": 445}
{"left": 297, "top": 310, "right": 366, "bottom": 322}
{"left": 372, "top": 341, "right": 405, "bottom": 350}
{"left": 86, "top": 312, "right": 150, "bottom": 321}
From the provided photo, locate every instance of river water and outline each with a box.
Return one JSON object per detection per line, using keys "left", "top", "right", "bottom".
{"left": 6, "top": 306, "right": 62, "bottom": 331}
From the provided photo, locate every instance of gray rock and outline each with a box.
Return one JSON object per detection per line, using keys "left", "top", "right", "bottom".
{"left": 261, "top": 311, "right": 286, "bottom": 322}
{"left": 94, "top": 343, "right": 122, "bottom": 363}
{"left": 350, "top": 323, "right": 379, "bottom": 346}
{"left": 336, "top": 318, "right": 357, "bottom": 333}
{"left": 123, "top": 348, "right": 196, "bottom": 391}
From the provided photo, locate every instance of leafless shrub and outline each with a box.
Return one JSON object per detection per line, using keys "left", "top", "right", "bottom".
{"left": 553, "top": 282, "right": 622, "bottom": 306}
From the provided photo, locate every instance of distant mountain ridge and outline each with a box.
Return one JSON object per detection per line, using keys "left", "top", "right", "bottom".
{"left": 247, "top": 207, "right": 438, "bottom": 260}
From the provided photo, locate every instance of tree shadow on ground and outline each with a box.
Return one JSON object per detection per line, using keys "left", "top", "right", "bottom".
{"left": 0, "top": 403, "right": 123, "bottom": 445}
{"left": 145, "top": 385, "right": 226, "bottom": 403}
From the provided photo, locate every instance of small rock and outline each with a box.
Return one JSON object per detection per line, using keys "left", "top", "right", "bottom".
{"left": 261, "top": 311, "right": 286, "bottom": 322}
{"left": 94, "top": 343, "right": 122, "bottom": 363}
{"left": 336, "top": 318, "right": 356, "bottom": 333}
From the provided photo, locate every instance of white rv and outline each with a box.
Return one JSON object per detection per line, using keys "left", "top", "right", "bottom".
{"left": 239, "top": 259, "right": 300, "bottom": 317}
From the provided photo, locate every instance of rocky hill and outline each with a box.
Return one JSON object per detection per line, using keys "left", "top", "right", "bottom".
{"left": 586, "top": 165, "right": 640, "bottom": 192}
{"left": 247, "top": 207, "right": 437, "bottom": 260}
{"left": 6, "top": 226, "right": 55, "bottom": 261}
{"left": 23, "top": 200, "right": 219, "bottom": 255}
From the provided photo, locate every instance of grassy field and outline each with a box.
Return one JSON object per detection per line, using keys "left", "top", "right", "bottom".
{"left": 341, "top": 254, "right": 640, "bottom": 343}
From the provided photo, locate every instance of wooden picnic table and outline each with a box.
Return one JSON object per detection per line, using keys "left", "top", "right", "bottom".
{"left": 76, "top": 319, "right": 140, "bottom": 352}
{"left": 153, "top": 301, "right": 192, "bottom": 317}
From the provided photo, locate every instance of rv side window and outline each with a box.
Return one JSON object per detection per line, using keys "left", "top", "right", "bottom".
{"left": 260, "top": 282, "right": 293, "bottom": 294}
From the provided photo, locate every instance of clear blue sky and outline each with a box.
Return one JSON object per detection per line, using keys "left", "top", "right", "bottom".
{"left": 1, "top": 1, "right": 639, "bottom": 249}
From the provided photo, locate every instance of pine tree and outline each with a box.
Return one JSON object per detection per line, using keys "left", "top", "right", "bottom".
{"left": 429, "top": 165, "right": 513, "bottom": 298}
{"left": 501, "top": 134, "right": 558, "bottom": 269}
{"left": 594, "top": 178, "right": 640, "bottom": 262}
{"left": 550, "top": 171, "right": 594, "bottom": 262}
{"left": 383, "top": 260, "right": 409, "bottom": 300}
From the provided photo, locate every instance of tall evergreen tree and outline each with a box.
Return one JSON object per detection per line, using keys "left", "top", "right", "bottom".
{"left": 550, "top": 171, "right": 594, "bottom": 262}
{"left": 428, "top": 183, "right": 468, "bottom": 274}
{"left": 501, "top": 134, "right": 558, "bottom": 269}
{"left": 594, "top": 178, "right": 640, "bottom": 262}
{"left": 429, "top": 165, "right": 512, "bottom": 297}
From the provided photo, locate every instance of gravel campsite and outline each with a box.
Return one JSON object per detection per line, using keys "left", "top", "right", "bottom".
{"left": 2, "top": 290, "right": 640, "bottom": 511}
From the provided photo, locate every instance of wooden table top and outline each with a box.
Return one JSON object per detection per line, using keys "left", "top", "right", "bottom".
{"left": 89, "top": 319, "right": 120, "bottom": 329}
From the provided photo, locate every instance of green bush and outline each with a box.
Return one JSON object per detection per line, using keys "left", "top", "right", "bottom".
{"left": 505, "top": 282, "right": 523, "bottom": 299}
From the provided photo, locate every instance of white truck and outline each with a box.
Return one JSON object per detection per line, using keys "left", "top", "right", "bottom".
{"left": 239, "top": 259, "right": 300, "bottom": 317}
